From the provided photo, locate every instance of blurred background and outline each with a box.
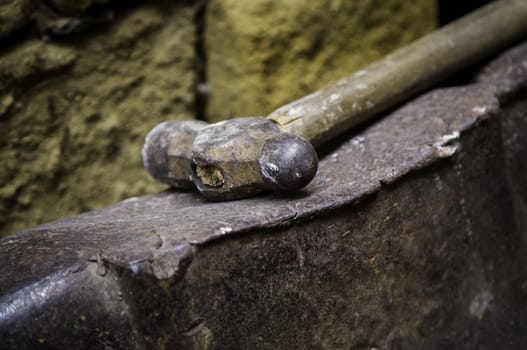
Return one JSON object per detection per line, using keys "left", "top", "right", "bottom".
{"left": 0, "top": 0, "right": 490, "bottom": 236}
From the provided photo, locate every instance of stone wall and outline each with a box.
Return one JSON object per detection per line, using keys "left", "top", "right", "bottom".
{"left": 206, "top": 0, "right": 437, "bottom": 121}
{"left": 0, "top": 1, "right": 197, "bottom": 234}
{"left": 0, "top": 0, "right": 436, "bottom": 236}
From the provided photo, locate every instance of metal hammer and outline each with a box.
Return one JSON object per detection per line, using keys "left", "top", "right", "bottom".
{"left": 143, "top": 0, "right": 527, "bottom": 201}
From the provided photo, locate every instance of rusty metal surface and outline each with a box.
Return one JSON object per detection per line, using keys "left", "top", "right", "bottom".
{"left": 1, "top": 42, "right": 527, "bottom": 349}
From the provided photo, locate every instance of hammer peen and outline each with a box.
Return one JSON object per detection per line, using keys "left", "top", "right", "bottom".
{"left": 143, "top": 0, "right": 527, "bottom": 201}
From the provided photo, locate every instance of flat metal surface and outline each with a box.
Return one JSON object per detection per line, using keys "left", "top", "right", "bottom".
{"left": 1, "top": 42, "right": 526, "bottom": 349}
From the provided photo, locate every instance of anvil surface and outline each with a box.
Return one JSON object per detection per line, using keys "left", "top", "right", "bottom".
{"left": 1, "top": 42, "right": 527, "bottom": 349}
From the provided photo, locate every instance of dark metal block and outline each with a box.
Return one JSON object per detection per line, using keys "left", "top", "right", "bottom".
{"left": 1, "top": 42, "right": 527, "bottom": 349}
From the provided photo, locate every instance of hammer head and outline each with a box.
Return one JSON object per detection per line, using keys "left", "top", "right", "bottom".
{"left": 142, "top": 117, "right": 318, "bottom": 200}
{"left": 191, "top": 117, "right": 318, "bottom": 200}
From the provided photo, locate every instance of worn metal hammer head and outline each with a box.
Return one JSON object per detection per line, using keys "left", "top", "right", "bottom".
{"left": 142, "top": 117, "right": 318, "bottom": 200}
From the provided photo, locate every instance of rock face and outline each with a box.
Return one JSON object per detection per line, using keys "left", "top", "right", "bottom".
{"left": 0, "top": 0, "right": 31, "bottom": 39}
{"left": 0, "top": 2, "right": 197, "bottom": 235}
{"left": 0, "top": 0, "right": 436, "bottom": 236}
{"left": 205, "top": 0, "right": 436, "bottom": 121}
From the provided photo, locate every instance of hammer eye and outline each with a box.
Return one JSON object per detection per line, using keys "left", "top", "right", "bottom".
{"left": 195, "top": 164, "right": 224, "bottom": 187}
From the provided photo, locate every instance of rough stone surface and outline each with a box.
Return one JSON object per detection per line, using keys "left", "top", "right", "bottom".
{"left": 0, "top": 1, "right": 197, "bottom": 235}
{"left": 1, "top": 42, "right": 526, "bottom": 349}
{"left": 205, "top": 0, "right": 437, "bottom": 121}
{"left": 0, "top": 0, "right": 31, "bottom": 39}
{"left": 47, "top": 0, "right": 111, "bottom": 15}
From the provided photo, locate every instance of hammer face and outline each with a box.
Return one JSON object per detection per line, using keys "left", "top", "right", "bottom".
{"left": 142, "top": 120, "right": 207, "bottom": 188}
{"left": 259, "top": 133, "right": 318, "bottom": 192}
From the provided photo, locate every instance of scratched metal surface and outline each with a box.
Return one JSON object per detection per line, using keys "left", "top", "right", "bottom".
{"left": 0, "top": 85, "right": 498, "bottom": 288}
{"left": 0, "top": 41, "right": 526, "bottom": 349}
{"left": 1, "top": 42, "right": 526, "bottom": 292}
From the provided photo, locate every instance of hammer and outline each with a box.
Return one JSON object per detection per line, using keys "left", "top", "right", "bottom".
{"left": 143, "top": 0, "right": 527, "bottom": 201}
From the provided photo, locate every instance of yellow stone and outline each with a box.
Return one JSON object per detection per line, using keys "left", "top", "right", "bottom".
{"left": 205, "top": 0, "right": 437, "bottom": 121}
